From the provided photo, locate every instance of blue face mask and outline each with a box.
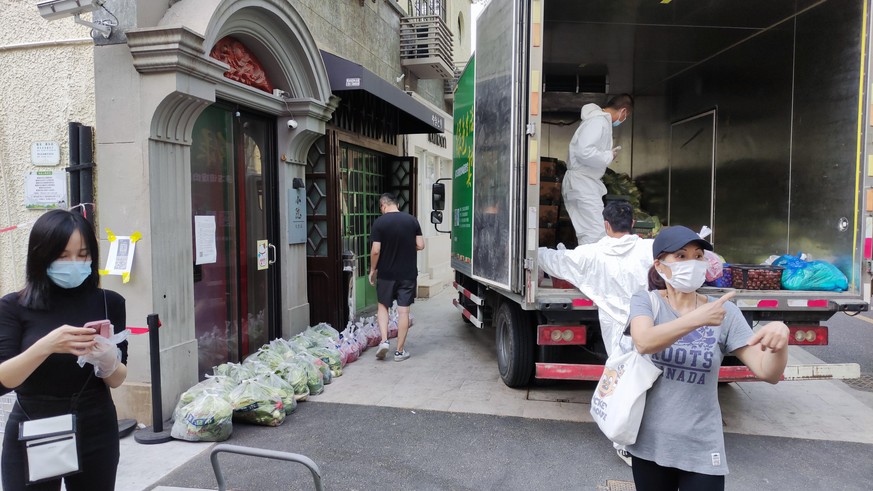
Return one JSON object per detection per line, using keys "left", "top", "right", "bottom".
{"left": 612, "top": 110, "right": 627, "bottom": 128}
{"left": 47, "top": 260, "right": 92, "bottom": 289}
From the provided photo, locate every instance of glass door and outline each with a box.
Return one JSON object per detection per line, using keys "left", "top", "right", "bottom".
{"left": 191, "top": 104, "right": 279, "bottom": 378}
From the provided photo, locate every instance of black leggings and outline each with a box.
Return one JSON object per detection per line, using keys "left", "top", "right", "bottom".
{"left": 1, "top": 390, "right": 119, "bottom": 491}
{"left": 631, "top": 454, "right": 725, "bottom": 491}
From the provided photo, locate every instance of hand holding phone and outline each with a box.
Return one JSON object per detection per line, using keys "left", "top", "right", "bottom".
{"left": 83, "top": 320, "right": 112, "bottom": 338}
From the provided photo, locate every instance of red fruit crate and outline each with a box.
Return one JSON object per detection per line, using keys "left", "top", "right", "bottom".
{"left": 730, "top": 264, "right": 784, "bottom": 290}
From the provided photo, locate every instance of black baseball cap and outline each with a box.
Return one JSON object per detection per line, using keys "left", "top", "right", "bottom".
{"left": 652, "top": 226, "right": 713, "bottom": 259}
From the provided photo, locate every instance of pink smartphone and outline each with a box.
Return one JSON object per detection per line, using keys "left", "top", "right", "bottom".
{"left": 83, "top": 320, "right": 112, "bottom": 338}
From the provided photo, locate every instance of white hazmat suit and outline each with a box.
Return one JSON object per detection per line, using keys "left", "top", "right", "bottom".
{"left": 563, "top": 103, "right": 615, "bottom": 245}
{"left": 538, "top": 234, "right": 652, "bottom": 356}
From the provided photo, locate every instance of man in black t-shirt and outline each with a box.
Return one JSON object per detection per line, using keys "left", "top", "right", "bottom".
{"left": 368, "top": 193, "right": 424, "bottom": 362}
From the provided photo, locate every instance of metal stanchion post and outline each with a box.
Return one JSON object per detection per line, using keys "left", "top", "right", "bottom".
{"left": 134, "top": 314, "right": 173, "bottom": 444}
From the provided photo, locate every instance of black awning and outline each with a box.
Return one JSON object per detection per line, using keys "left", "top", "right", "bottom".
{"left": 320, "top": 50, "right": 445, "bottom": 134}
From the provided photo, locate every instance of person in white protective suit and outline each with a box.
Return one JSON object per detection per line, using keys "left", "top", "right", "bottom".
{"left": 538, "top": 200, "right": 652, "bottom": 467}
{"left": 538, "top": 200, "right": 651, "bottom": 356}
{"left": 563, "top": 94, "right": 634, "bottom": 245}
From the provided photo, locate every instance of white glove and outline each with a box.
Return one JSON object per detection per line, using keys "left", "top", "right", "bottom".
{"left": 78, "top": 335, "right": 121, "bottom": 378}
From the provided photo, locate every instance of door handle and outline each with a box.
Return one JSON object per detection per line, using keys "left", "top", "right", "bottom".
{"left": 268, "top": 243, "right": 277, "bottom": 265}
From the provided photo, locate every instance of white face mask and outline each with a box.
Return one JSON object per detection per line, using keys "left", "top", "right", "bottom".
{"left": 658, "top": 259, "right": 708, "bottom": 293}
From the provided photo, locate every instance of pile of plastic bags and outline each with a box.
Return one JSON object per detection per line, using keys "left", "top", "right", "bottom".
{"left": 171, "top": 307, "right": 412, "bottom": 442}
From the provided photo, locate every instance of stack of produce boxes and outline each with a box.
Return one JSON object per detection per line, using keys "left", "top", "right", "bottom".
{"left": 539, "top": 157, "right": 565, "bottom": 248}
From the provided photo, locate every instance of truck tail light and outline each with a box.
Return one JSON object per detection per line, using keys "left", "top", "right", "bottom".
{"left": 538, "top": 325, "right": 586, "bottom": 345}
{"left": 788, "top": 326, "right": 828, "bottom": 345}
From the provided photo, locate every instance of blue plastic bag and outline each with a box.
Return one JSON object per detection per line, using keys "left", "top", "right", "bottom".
{"left": 772, "top": 254, "right": 848, "bottom": 292}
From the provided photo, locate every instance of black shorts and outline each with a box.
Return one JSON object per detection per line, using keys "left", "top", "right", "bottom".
{"left": 376, "top": 279, "right": 416, "bottom": 308}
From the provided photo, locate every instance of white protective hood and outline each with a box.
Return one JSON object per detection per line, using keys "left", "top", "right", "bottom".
{"left": 566, "top": 103, "right": 613, "bottom": 177}
{"left": 538, "top": 234, "right": 653, "bottom": 355}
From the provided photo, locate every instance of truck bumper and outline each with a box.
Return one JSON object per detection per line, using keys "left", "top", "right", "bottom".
{"left": 534, "top": 362, "right": 861, "bottom": 382}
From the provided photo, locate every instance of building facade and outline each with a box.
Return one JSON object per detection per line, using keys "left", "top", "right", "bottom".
{"left": 0, "top": 0, "right": 470, "bottom": 424}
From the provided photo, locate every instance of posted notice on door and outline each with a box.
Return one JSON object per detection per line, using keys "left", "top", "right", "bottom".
{"left": 194, "top": 215, "right": 217, "bottom": 265}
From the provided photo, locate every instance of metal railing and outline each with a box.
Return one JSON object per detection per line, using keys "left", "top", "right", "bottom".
{"left": 400, "top": 14, "right": 454, "bottom": 79}
{"left": 408, "top": 0, "right": 446, "bottom": 20}
{"left": 210, "top": 444, "right": 324, "bottom": 491}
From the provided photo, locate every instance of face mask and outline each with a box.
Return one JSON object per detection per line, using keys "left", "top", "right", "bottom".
{"left": 612, "top": 110, "right": 625, "bottom": 127}
{"left": 658, "top": 259, "right": 707, "bottom": 293}
{"left": 47, "top": 260, "right": 92, "bottom": 289}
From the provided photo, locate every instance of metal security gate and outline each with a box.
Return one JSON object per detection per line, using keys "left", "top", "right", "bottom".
{"left": 340, "top": 142, "right": 385, "bottom": 312}
{"left": 339, "top": 144, "right": 417, "bottom": 314}
{"left": 306, "top": 132, "right": 418, "bottom": 327}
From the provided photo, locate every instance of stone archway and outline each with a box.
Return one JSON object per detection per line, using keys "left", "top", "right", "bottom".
{"left": 125, "top": 0, "right": 336, "bottom": 420}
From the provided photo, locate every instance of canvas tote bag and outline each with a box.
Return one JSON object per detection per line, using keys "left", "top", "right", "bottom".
{"left": 590, "top": 291, "right": 663, "bottom": 445}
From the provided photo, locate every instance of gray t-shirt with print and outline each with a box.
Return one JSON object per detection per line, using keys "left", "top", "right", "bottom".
{"left": 625, "top": 290, "right": 753, "bottom": 475}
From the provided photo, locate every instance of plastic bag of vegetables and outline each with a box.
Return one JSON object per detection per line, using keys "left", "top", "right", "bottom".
{"left": 311, "top": 322, "right": 340, "bottom": 341}
{"left": 256, "top": 373, "right": 297, "bottom": 414}
{"left": 308, "top": 345, "right": 343, "bottom": 377}
{"left": 245, "top": 347, "right": 286, "bottom": 370}
{"left": 266, "top": 338, "right": 295, "bottom": 358}
{"left": 339, "top": 335, "right": 359, "bottom": 364}
{"left": 229, "top": 379, "right": 286, "bottom": 426}
{"left": 177, "top": 376, "right": 233, "bottom": 408}
{"left": 212, "top": 362, "right": 248, "bottom": 382}
{"left": 387, "top": 318, "right": 398, "bottom": 339}
{"left": 361, "top": 317, "right": 381, "bottom": 347}
{"left": 171, "top": 392, "right": 233, "bottom": 442}
{"left": 352, "top": 325, "right": 368, "bottom": 352}
{"left": 312, "top": 356, "right": 331, "bottom": 384}
{"left": 278, "top": 361, "right": 310, "bottom": 401}
{"left": 294, "top": 353, "right": 325, "bottom": 396}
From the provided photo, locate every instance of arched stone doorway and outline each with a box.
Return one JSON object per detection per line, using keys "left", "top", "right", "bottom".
{"left": 124, "top": 0, "right": 337, "bottom": 418}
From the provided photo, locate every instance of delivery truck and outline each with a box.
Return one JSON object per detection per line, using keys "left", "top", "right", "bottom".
{"left": 432, "top": 0, "right": 870, "bottom": 387}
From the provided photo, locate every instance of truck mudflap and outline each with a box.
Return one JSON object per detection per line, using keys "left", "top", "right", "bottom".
{"left": 452, "top": 298, "right": 483, "bottom": 328}
{"left": 534, "top": 362, "right": 861, "bottom": 382}
{"left": 453, "top": 281, "right": 484, "bottom": 328}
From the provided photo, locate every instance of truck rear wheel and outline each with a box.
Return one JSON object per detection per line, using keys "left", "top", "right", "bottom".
{"left": 496, "top": 301, "right": 534, "bottom": 387}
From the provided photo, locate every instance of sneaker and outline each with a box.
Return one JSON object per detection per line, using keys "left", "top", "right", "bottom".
{"left": 376, "top": 341, "right": 389, "bottom": 360}
{"left": 394, "top": 350, "right": 410, "bottom": 362}
{"left": 616, "top": 448, "right": 632, "bottom": 467}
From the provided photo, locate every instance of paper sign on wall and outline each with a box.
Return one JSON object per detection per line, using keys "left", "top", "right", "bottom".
{"left": 25, "top": 171, "right": 67, "bottom": 209}
{"left": 194, "top": 215, "right": 217, "bottom": 265}
{"left": 99, "top": 229, "right": 141, "bottom": 283}
{"left": 256, "top": 240, "right": 269, "bottom": 270}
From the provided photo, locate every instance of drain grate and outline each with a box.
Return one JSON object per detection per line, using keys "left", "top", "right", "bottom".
{"left": 602, "top": 479, "right": 636, "bottom": 491}
{"left": 843, "top": 373, "right": 873, "bottom": 392}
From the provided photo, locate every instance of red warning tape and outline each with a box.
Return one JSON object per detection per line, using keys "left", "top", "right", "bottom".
{"left": 0, "top": 220, "right": 36, "bottom": 235}
{"left": 127, "top": 320, "right": 162, "bottom": 335}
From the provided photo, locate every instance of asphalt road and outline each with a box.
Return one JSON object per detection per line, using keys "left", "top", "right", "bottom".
{"left": 151, "top": 401, "right": 873, "bottom": 491}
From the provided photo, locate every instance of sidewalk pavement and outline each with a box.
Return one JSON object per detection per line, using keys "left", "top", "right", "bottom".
{"left": 114, "top": 285, "right": 873, "bottom": 490}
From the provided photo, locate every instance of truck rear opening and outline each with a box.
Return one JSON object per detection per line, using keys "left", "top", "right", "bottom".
{"left": 446, "top": 0, "right": 870, "bottom": 387}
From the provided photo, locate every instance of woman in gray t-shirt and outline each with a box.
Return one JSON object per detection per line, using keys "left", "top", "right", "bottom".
{"left": 626, "top": 226, "right": 789, "bottom": 491}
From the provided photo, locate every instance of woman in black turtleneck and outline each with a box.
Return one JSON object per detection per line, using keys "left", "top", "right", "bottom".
{"left": 0, "top": 209, "right": 128, "bottom": 490}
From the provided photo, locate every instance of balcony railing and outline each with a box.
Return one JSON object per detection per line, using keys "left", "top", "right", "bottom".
{"left": 400, "top": 15, "right": 454, "bottom": 80}
{"left": 408, "top": 0, "right": 446, "bottom": 20}
{"left": 443, "top": 63, "right": 465, "bottom": 102}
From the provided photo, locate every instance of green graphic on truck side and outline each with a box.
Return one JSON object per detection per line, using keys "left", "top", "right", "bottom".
{"left": 452, "top": 56, "right": 475, "bottom": 272}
